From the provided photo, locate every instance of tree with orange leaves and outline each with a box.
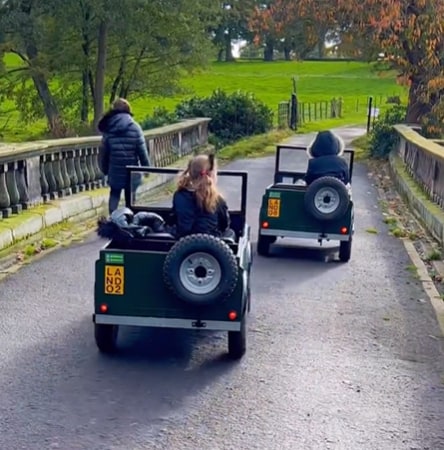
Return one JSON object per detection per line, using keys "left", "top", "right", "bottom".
{"left": 339, "top": 0, "right": 444, "bottom": 135}
{"left": 248, "top": 0, "right": 320, "bottom": 60}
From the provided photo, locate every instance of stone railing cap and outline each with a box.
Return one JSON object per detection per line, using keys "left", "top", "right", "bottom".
{"left": 393, "top": 124, "right": 444, "bottom": 159}
{"left": 0, "top": 117, "right": 211, "bottom": 162}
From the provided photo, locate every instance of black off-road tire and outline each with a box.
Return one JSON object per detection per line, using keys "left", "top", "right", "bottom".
{"left": 339, "top": 236, "right": 352, "bottom": 262}
{"left": 94, "top": 324, "right": 118, "bottom": 354}
{"left": 228, "top": 316, "right": 247, "bottom": 360}
{"left": 163, "top": 234, "right": 238, "bottom": 306}
{"left": 304, "top": 176, "right": 350, "bottom": 222}
{"left": 257, "top": 235, "right": 275, "bottom": 256}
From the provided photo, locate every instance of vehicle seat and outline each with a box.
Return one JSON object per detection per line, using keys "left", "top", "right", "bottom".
{"left": 221, "top": 228, "right": 236, "bottom": 244}
{"left": 144, "top": 229, "right": 236, "bottom": 243}
{"left": 144, "top": 232, "right": 176, "bottom": 241}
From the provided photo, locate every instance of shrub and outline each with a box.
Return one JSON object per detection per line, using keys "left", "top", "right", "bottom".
{"left": 386, "top": 95, "right": 401, "bottom": 105}
{"left": 140, "top": 107, "right": 178, "bottom": 130}
{"left": 369, "top": 105, "right": 407, "bottom": 158}
{"left": 175, "top": 89, "right": 274, "bottom": 148}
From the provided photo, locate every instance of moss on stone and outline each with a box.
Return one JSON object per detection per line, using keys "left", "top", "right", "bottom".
{"left": 0, "top": 211, "right": 43, "bottom": 228}
{"left": 392, "top": 155, "right": 444, "bottom": 220}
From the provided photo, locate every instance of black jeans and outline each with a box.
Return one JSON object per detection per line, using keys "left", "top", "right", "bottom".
{"left": 109, "top": 186, "right": 132, "bottom": 215}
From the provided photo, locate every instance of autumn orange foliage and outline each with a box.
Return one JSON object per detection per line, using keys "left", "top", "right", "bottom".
{"left": 339, "top": 0, "right": 444, "bottom": 134}
{"left": 249, "top": 0, "right": 444, "bottom": 134}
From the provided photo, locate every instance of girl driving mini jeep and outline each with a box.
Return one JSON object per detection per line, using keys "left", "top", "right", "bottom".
{"left": 172, "top": 154, "right": 231, "bottom": 239}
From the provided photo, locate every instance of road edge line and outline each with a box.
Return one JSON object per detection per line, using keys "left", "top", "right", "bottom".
{"left": 403, "top": 239, "right": 444, "bottom": 335}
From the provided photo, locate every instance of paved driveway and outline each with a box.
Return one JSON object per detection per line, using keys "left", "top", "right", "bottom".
{"left": 0, "top": 127, "right": 443, "bottom": 450}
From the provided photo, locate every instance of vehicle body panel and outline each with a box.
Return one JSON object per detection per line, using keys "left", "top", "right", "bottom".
{"left": 93, "top": 166, "right": 251, "bottom": 333}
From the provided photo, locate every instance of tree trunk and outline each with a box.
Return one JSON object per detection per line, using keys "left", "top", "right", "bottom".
{"left": 109, "top": 55, "right": 126, "bottom": 104}
{"left": 264, "top": 37, "right": 274, "bottom": 61}
{"left": 406, "top": 78, "right": 427, "bottom": 124}
{"left": 27, "top": 47, "right": 65, "bottom": 136}
{"left": 224, "top": 33, "right": 234, "bottom": 61}
{"left": 123, "top": 47, "right": 145, "bottom": 97}
{"left": 88, "top": 69, "right": 95, "bottom": 100}
{"left": 93, "top": 21, "right": 107, "bottom": 131}
{"left": 81, "top": 69, "right": 89, "bottom": 123}
{"left": 317, "top": 39, "right": 324, "bottom": 58}
{"left": 284, "top": 46, "right": 291, "bottom": 61}
{"left": 32, "top": 73, "right": 66, "bottom": 137}
{"left": 119, "top": 82, "right": 128, "bottom": 99}
{"left": 80, "top": 4, "right": 91, "bottom": 123}
{"left": 317, "top": 28, "right": 326, "bottom": 58}
{"left": 19, "top": 0, "right": 65, "bottom": 136}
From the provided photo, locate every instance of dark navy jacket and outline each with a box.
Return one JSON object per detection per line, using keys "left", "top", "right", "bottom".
{"left": 172, "top": 189, "right": 230, "bottom": 238}
{"left": 305, "top": 155, "right": 350, "bottom": 185}
{"left": 98, "top": 110, "right": 150, "bottom": 190}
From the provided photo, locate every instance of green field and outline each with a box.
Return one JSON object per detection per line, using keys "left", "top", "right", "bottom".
{"left": 1, "top": 56, "right": 407, "bottom": 142}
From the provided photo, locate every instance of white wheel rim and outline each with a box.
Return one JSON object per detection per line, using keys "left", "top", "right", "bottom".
{"left": 314, "top": 187, "right": 339, "bottom": 214}
{"left": 179, "top": 252, "right": 222, "bottom": 295}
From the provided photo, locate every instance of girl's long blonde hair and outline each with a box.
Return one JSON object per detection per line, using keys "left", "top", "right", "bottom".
{"left": 177, "top": 154, "right": 221, "bottom": 213}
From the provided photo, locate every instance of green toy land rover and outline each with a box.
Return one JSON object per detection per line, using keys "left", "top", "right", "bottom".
{"left": 93, "top": 166, "right": 252, "bottom": 360}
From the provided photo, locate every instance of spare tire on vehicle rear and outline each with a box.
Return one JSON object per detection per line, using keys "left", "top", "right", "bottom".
{"left": 304, "top": 176, "right": 350, "bottom": 222}
{"left": 163, "top": 234, "right": 238, "bottom": 306}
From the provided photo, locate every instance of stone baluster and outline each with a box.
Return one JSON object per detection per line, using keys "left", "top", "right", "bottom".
{"left": 52, "top": 152, "right": 66, "bottom": 197}
{"left": 86, "top": 147, "right": 97, "bottom": 188}
{"left": 44, "top": 154, "right": 58, "bottom": 199}
{"left": 158, "top": 136, "right": 166, "bottom": 166}
{"left": 60, "top": 151, "right": 72, "bottom": 196}
{"left": 6, "top": 162, "right": 21, "bottom": 213}
{"left": 192, "top": 127, "right": 199, "bottom": 147}
{"left": 74, "top": 148, "right": 85, "bottom": 191}
{"left": 159, "top": 136, "right": 169, "bottom": 167}
{"left": 173, "top": 131, "right": 182, "bottom": 157}
{"left": 0, "top": 163, "right": 11, "bottom": 218}
{"left": 166, "top": 135, "right": 173, "bottom": 164}
{"left": 182, "top": 130, "right": 192, "bottom": 156}
{"left": 150, "top": 138, "right": 159, "bottom": 167}
{"left": 40, "top": 155, "right": 50, "bottom": 202}
{"left": 91, "top": 147, "right": 103, "bottom": 187}
{"left": 16, "top": 160, "right": 30, "bottom": 209}
{"left": 80, "top": 148, "right": 91, "bottom": 189}
{"left": 65, "top": 149, "right": 79, "bottom": 193}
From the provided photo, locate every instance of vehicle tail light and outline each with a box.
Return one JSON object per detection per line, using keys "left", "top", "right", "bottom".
{"left": 100, "top": 304, "right": 108, "bottom": 313}
{"left": 228, "top": 310, "right": 237, "bottom": 321}
{"left": 340, "top": 227, "right": 348, "bottom": 234}
{"left": 262, "top": 221, "right": 269, "bottom": 228}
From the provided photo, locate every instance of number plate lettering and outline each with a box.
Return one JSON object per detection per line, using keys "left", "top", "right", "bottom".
{"left": 267, "top": 198, "right": 280, "bottom": 218}
{"left": 104, "top": 265, "right": 124, "bottom": 295}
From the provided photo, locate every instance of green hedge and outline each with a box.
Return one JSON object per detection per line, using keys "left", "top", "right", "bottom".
{"left": 141, "top": 89, "right": 274, "bottom": 149}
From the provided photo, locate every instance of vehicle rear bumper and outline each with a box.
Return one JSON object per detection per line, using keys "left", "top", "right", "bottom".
{"left": 260, "top": 228, "right": 352, "bottom": 241}
{"left": 93, "top": 314, "right": 242, "bottom": 331}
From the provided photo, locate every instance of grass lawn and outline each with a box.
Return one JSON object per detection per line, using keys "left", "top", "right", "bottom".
{"left": 1, "top": 55, "right": 407, "bottom": 142}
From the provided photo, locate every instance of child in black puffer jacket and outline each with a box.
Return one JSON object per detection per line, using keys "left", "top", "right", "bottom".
{"left": 305, "top": 130, "right": 349, "bottom": 186}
